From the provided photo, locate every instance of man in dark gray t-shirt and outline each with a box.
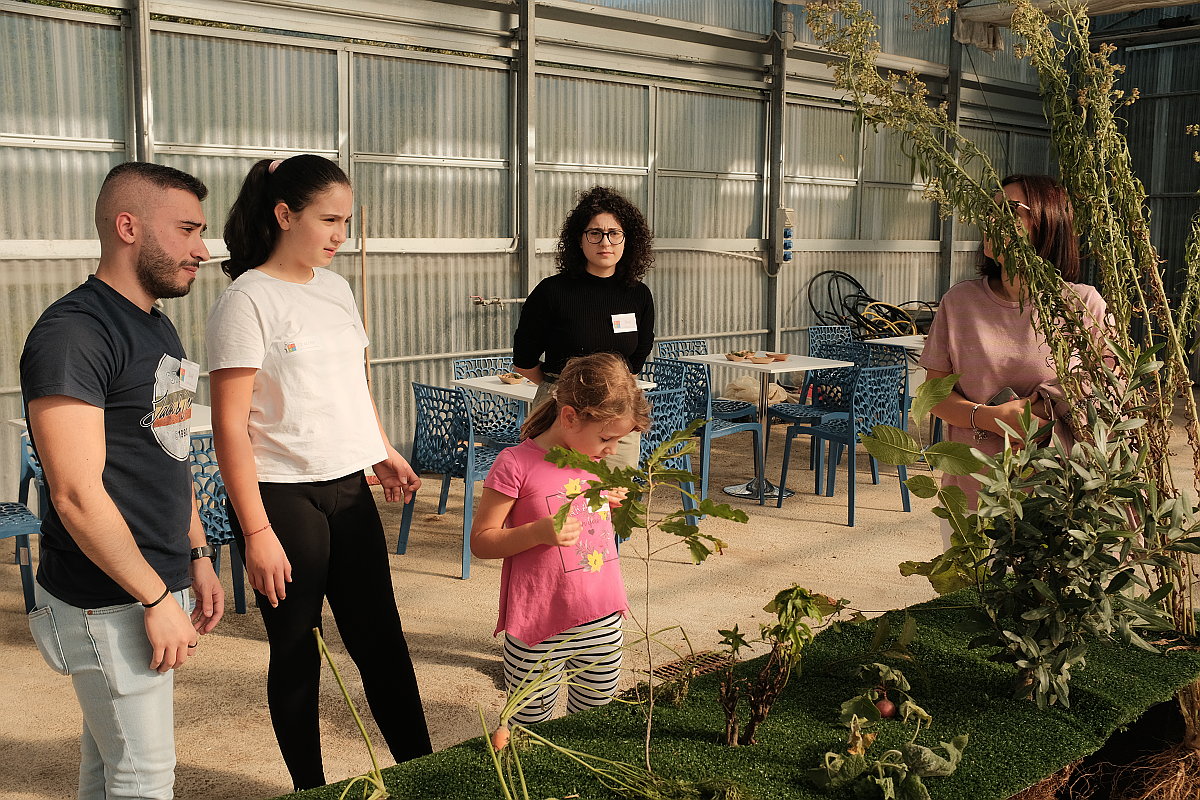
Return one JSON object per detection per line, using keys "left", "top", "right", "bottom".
{"left": 20, "top": 162, "right": 224, "bottom": 800}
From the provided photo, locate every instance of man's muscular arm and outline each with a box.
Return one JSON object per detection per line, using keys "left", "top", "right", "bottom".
{"left": 29, "top": 396, "right": 199, "bottom": 672}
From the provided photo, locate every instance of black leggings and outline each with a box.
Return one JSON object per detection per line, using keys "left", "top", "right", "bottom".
{"left": 233, "top": 472, "right": 432, "bottom": 789}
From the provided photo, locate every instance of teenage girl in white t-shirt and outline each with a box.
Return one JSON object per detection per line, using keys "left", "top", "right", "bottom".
{"left": 206, "top": 155, "right": 431, "bottom": 789}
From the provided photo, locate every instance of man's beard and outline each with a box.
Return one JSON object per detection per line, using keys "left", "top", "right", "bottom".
{"left": 137, "top": 231, "right": 197, "bottom": 300}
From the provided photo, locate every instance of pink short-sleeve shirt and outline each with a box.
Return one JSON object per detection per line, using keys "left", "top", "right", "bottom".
{"left": 484, "top": 438, "right": 628, "bottom": 645}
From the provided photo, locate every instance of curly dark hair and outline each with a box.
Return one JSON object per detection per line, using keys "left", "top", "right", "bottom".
{"left": 555, "top": 186, "right": 654, "bottom": 286}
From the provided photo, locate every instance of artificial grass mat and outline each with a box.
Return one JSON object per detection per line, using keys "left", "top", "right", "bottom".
{"left": 279, "top": 590, "right": 1200, "bottom": 800}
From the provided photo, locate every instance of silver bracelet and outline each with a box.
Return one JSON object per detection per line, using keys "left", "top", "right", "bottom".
{"left": 969, "top": 403, "right": 988, "bottom": 441}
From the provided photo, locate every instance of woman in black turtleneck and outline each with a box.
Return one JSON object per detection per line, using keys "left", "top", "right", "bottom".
{"left": 512, "top": 185, "right": 655, "bottom": 468}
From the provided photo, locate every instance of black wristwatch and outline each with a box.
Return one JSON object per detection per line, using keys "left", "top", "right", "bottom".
{"left": 190, "top": 545, "right": 216, "bottom": 563}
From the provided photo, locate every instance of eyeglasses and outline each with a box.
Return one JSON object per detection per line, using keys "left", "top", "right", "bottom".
{"left": 584, "top": 228, "right": 625, "bottom": 245}
{"left": 985, "top": 199, "right": 1032, "bottom": 222}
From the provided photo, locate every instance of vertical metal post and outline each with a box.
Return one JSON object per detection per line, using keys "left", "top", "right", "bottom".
{"left": 515, "top": 0, "right": 537, "bottom": 294}
{"left": 937, "top": 16, "right": 965, "bottom": 298}
{"left": 765, "top": 1, "right": 793, "bottom": 353}
{"left": 129, "top": 0, "right": 154, "bottom": 161}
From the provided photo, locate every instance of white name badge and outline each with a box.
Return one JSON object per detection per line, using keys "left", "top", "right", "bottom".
{"left": 611, "top": 313, "right": 638, "bottom": 333}
{"left": 178, "top": 358, "right": 200, "bottom": 392}
{"left": 280, "top": 338, "right": 322, "bottom": 357}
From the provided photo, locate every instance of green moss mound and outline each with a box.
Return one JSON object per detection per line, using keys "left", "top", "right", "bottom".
{"left": 277, "top": 591, "right": 1200, "bottom": 800}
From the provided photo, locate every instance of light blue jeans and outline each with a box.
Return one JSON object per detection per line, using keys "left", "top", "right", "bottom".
{"left": 29, "top": 583, "right": 190, "bottom": 800}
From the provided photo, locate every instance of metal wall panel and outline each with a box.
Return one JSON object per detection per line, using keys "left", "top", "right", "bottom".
{"left": 1010, "top": 132, "right": 1053, "bottom": 176}
{"left": 569, "top": 0, "right": 773, "bottom": 34}
{"left": 786, "top": 103, "right": 859, "bottom": 180}
{"left": 1, "top": 11, "right": 125, "bottom": 139}
{"left": 860, "top": 187, "right": 937, "bottom": 240}
{"left": 961, "top": 28, "right": 1037, "bottom": 84}
{"left": 537, "top": 75, "right": 648, "bottom": 167}
{"left": 534, "top": 171, "right": 648, "bottom": 238}
{"left": 785, "top": 182, "right": 857, "bottom": 239}
{"left": 1093, "top": 3, "right": 1200, "bottom": 31}
{"left": 649, "top": 250, "right": 766, "bottom": 344}
{"left": 863, "top": 126, "right": 921, "bottom": 185}
{"left": 657, "top": 90, "right": 764, "bottom": 174}
{"left": 356, "top": 162, "right": 510, "bottom": 237}
{"left": 862, "top": 0, "right": 949, "bottom": 63}
{"left": 0, "top": 148, "right": 125, "bottom": 239}
{"left": 152, "top": 31, "right": 338, "bottom": 149}
{"left": 655, "top": 176, "right": 761, "bottom": 238}
{"left": 357, "top": 55, "right": 509, "bottom": 160}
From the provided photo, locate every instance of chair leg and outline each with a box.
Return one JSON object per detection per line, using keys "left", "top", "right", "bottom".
{"left": 437, "top": 474, "right": 452, "bottom": 515}
{"left": 870, "top": 455, "right": 880, "bottom": 485}
{"left": 813, "top": 437, "right": 825, "bottom": 496}
{"left": 700, "top": 431, "right": 712, "bottom": 503}
{"left": 778, "top": 430, "right": 795, "bottom": 509}
{"left": 898, "top": 463, "right": 912, "bottom": 513}
{"left": 397, "top": 492, "right": 417, "bottom": 555}
{"left": 461, "top": 477, "right": 474, "bottom": 580}
{"left": 847, "top": 444, "right": 857, "bottom": 527}
{"left": 827, "top": 443, "right": 842, "bottom": 497}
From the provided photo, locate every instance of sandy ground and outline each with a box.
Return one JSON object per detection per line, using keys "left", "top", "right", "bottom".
{"left": 0, "top": 428, "right": 954, "bottom": 800}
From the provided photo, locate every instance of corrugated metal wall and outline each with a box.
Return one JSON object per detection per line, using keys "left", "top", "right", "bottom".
{"left": 0, "top": 0, "right": 1066, "bottom": 494}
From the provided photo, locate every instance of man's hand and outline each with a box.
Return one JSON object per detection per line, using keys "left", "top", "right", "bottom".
{"left": 189, "top": 557, "right": 225, "bottom": 634}
{"left": 372, "top": 451, "right": 422, "bottom": 504}
{"left": 144, "top": 595, "right": 199, "bottom": 672}
{"left": 244, "top": 530, "right": 291, "bottom": 608}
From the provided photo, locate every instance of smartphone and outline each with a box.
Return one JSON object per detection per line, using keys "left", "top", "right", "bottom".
{"left": 987, "top": 387, "right": 1018, "bottom": 405}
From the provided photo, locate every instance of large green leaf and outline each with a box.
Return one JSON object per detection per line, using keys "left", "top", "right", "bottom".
{"left": 904, "top": 474, "right": 940, "bottom": 499}
{"left": 862, "top": 425, "right": 922, "bottom": 466}
{"left": 923, "top": 442, "right": 985, "bottom": 476}
{"left": 909, "top": 374, "right": 961, "bottom": 424}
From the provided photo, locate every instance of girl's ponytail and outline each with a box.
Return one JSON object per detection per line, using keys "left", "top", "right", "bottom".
{"left": 222, "top": 154, "right": 351, "bottom": 281}
{"left": 222, "top": 159, "right": 275, "bottom": 280}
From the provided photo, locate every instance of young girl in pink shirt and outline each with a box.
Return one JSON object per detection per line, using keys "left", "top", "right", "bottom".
{"left": 471, "top": 353, "right": 650, "bottom": 724}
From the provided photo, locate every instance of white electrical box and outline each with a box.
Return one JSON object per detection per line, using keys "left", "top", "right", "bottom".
{"left": 774, "top": 207, "right": 795, "bottom": 265}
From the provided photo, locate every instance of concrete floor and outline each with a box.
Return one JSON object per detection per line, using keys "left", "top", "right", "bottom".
{"left": 0, "top": 424, "right": 962, "bottom": 800}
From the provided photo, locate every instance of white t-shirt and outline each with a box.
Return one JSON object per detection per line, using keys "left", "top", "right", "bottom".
{"left": 205, "top": 268, "right": 387, "bottom": 482}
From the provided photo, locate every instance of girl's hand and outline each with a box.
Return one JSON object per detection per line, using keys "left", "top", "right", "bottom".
{"left": 244, "top": 530, "right": 292, "bottom": 608}
{"left": 373, "top": 451, "right": 422, "bottom": 503}
{"left": 538, "top": 514, "right": 582, "bottom": 548}
{"left": 605, "top": 488, "right": 629, "bottom": 508}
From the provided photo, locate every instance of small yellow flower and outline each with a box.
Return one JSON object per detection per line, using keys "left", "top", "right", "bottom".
{"left": 586, "top": 550, "right": 605, "bottom": 572}
{"left": 564, "top": 478, "right": 583, "bottom": 495}
{"left": 596, "top": 505, "right": 610, "bottom": 522}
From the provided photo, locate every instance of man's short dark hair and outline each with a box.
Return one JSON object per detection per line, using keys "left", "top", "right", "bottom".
{"left": 101, "top": 162, "right": 208, "bottom": 202}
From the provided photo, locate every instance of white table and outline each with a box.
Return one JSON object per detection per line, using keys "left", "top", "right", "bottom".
{"left": 870, "top": 334, "right": 925, "bottom": 351}
{"left": 680, "top": 353, "right": 854, "bottom": 503}
{"left": 7, "top": 403, "right": 213, "bottom": 434}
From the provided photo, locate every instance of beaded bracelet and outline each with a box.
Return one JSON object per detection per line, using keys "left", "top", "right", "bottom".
{"left": 244, "top": 522, "right": 273, "bottom": 537}
{"left": 142, "top": 587, "right": 171, "bottom": 609}
{"left": 969, "top": 403, "right": 989, "bottom": 441}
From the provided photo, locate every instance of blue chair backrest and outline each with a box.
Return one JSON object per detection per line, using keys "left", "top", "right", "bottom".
{"left": 410, "top": 383, "right": 477, "bottom": 479}
{"left": 849, "top": 365, "right": 905, "bottom": 437}
{"left": 656, "top": 339, "right": 708, "bottom": 359}
{"left": 808, "top": 365, "right": 859, "bottom": 414}
{"left": 807, "top": 325, "right": 854, "bottom": 359}
{"left": 189, "top": 433, "right": 235, "bottom": 547}
{"left": 640, "top": 386, "right": 691, "bottom": 470}
{"left": 452, "top": 356, "right": 524, "bottom": 436}
{"left": 639, "top": 358, "right": 687, "bottom": 392}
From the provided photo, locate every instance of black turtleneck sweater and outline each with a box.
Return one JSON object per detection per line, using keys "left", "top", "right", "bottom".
{"left": 512, "top": 271, "right": 655, "bottom": 376}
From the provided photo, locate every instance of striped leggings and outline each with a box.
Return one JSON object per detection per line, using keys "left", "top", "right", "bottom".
{"left": 503, "top": 613, "right": 624, "bottom": 725}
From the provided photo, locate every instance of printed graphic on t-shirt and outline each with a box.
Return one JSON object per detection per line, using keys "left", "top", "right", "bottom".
{"left": 547, "top": 479, "right": 618, "bottom": 574}
{"left": 139, "top": 354, "right": 195, "bottom": 461}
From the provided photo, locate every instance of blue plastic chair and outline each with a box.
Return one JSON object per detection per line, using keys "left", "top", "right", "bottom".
{"left": 639, "top": 357, "right": 687, "bottom": 393}
{"left": 452, "top": 356, "right": 525, "bottom": 448}
{"left": 639, "top": 386, "right": 699, "bottom": 525}
{"left": 189, "top": 434, "right": 248, "bottom": 614}
{"left": 806, "top": 325, "right": 854, "bottom": 359}
{"left": 396, "top": 383, "right": 504, "bottom": 579}
{"left": 655, "top": 339, "right": 755, "bottom": 421}
{"left": 777, "top": 364, "right": 911, "bottom": 527}
{"left": 657, "top": 357, "right": 762, "bottom": 502}
{"left": 18, "top": 432, "right": 47, "bottom": 519}
{"left": 0, "top": 502, "right": 38, "bottom": 612}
